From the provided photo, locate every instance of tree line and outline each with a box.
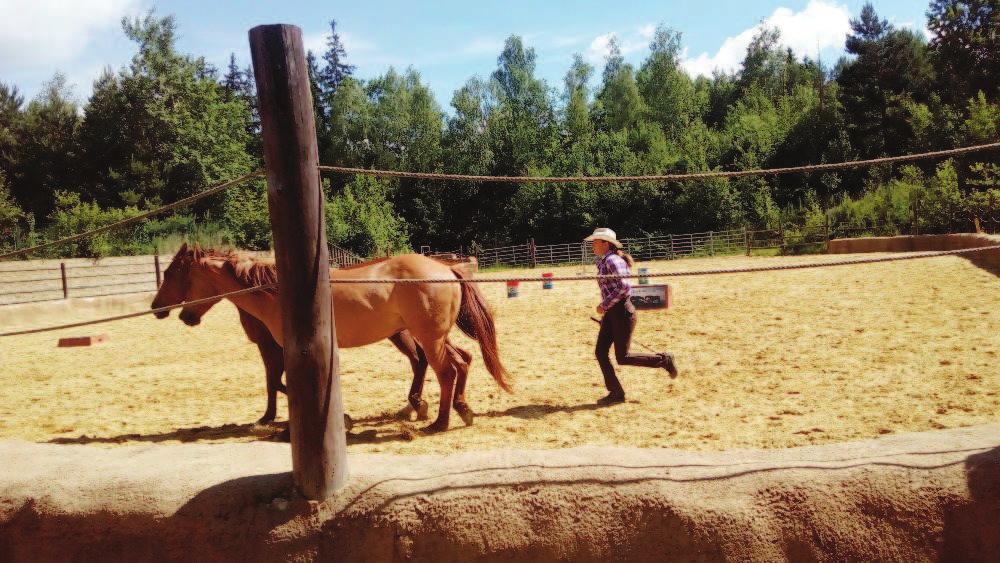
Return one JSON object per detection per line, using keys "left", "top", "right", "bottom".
{"left": 0, "top": 1, "right": 997, "bottom": 258}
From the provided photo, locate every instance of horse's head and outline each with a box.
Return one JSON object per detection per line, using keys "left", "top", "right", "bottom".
{"left": 150, "top": 243, "right": 223, "bottom": 326}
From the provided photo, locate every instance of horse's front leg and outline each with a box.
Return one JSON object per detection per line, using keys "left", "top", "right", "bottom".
{"left": 256, "top": 338, "right": 285, "bottom": 424}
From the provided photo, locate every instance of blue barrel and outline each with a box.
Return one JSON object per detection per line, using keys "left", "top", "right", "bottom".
{"left": 638, "top": 267, "right": 649, "bottom": 285}
{"left": 542, "top": 273, "right": 553, "bottom": 289}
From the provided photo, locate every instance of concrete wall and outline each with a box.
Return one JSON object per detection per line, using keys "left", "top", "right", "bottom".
{"left": 828, "top": 233, "right": 1000, "bottom": 275}
{"left": 0, "top": 425, "right": 998, "bottom": 562}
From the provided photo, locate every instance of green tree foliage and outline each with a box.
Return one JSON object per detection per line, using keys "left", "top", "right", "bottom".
{"left": 325, "top": 175, "right": 409, "bottom": 255}
{"left": 12, "top": 75, "right": 80, "bottom": 220}
{"left": 0, "top": 172, "right": 31, "bottom": 251}
{"left": 2, "top": 3, "right": 997, "bottom": 259}
{"left": 837, "top": 3, "right": 935, "bottom": 158}
{"left": 927, "top": 0, "right": 1000, "bottom": 103}
{"left": 75, "top": 13, "right": 253, "bottom": 212}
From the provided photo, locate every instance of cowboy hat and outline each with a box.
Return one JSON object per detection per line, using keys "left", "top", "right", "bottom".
{"left": 583, "top": 227, "right": 623, "bottom": 248}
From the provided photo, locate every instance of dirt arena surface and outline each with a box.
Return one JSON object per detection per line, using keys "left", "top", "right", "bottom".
{"left": 0, "top": 252, "right": 997, "bottom": 455}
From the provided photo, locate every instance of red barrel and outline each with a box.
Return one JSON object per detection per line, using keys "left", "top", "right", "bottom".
{"left": 506, "top": 280, "right": 520, "bottom": 298}
{"left": 542, "top": 272, "right": 554, "bottom": 289}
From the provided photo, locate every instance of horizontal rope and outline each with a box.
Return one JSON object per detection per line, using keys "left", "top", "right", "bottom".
{"left": 0, "top": 283, "right": 276, "bottom": 337}
{"left": 0, "top": 170, "right": 265, "bottom": 261}
{"left": 326, "top": 245, "right": 1000, "bottom": 283}
{"left": 318, "top": 141, "right": 1000, "bottom": 184}
{"left": 4, "top": 244, "right": 995, "bottom": 337}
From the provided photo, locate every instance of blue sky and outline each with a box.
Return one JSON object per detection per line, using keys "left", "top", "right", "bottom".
{"left": 2, "top": 0, "right": 931, "bottom": 109}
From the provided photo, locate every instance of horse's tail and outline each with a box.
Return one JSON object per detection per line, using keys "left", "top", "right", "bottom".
{"left": 453, "top": 266, "right": 513, "bottom": 393}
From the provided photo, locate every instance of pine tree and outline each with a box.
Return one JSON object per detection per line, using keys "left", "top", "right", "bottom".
{"left": 319, "top": 20, "right": 356, "bottom": 97}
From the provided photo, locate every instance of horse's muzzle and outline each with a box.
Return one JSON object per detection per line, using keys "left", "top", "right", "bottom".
{"left": 179, "top": 310, "right": 201, "bottom": 326}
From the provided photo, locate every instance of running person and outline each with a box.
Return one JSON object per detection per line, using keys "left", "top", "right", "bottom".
{"left": 585, "top": 227, "right": 678, "bottom": 404}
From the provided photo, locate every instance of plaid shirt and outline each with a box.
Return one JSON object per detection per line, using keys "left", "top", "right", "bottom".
{"left": 596, "top": 250, "right": 632, "bottom": 311}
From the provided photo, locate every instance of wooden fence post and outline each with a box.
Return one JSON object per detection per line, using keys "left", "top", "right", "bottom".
{"left": 708, "top": 231, "right": 714, "bottom": 256}
{"left": 250, "top": 24, "right": 346, "bottom": 500}
{"left": 529, "top": 238, "right": 537, "bottom": 269}
{"left": 668, "top": 234, "right": 674, "bottom": 260}
{"left": 60, "top": 263, "right": 68, "bottom": 299}
{"left": 154, "top": 254, "right": 162, "bottom": 288}
{"left": 777, "top": 216, "right": 785, "bottom": 249}
{"left": 744, "top": 228, "right": 751, "bottom": 257}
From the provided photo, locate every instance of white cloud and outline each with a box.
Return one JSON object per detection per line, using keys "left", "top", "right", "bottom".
{"left": 302, "top": 29, "right": 401, "bottom": 69}
{"left": 585, "top": 32, "right": 646, "bottom": 65}
{"left": 637, "top": 24, "right": 657, "bottom": 39}
{"left": 550, "top": 34, "right": 587, "bottom": 48}
{"left": 0, "top": 0, "right": 143, "bottom": 71}
{"left": 899, "top": 21, "right": 935, "bottom": 42}
{"left": 681, "top": 0, "right": 851, "bottom": 77}
{"left": 461, "top": 37, "right": 505, "bottom": 56}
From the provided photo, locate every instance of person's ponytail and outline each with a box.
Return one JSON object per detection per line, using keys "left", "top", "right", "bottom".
{"left": 615, "top": 248, "right": 635, "bottom": 268}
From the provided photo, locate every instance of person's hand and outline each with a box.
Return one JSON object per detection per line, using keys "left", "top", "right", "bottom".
{"left": 596, "top": 305, "right": 605, "bottom": 315}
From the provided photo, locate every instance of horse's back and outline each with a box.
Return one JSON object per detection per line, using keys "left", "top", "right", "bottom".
{"left": 331, "top": 254, "right": 461, "bottom": 348}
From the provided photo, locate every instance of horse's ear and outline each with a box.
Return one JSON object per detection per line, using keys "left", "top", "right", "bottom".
{"left": 177, "top": 242, "right": 188, "bottom": 254}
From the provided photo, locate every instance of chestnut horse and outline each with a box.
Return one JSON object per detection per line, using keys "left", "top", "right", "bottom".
{"left": 221, "top": 254, "right": 479, "bottom": 424}
{"left": 151, "top": 244, "right": 510, "bottom": 432}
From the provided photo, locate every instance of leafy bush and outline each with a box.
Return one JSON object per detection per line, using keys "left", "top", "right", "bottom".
{"left": 325, "top": 175, "right": 410, "bottom": 256}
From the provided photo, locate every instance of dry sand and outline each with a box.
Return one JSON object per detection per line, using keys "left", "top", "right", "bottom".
{"left": 0, "top": 253, "right": 997, "bottom": 455}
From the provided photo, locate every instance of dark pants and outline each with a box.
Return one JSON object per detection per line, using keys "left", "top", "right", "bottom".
{"left": 595, "top": 299, "right": 663, "bottom": 396}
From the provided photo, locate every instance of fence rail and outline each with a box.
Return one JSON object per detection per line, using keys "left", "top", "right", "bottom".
{"left": 0, "top": 242, "right": 366, "bottom": 307}
{"left": 448, "top": 228, "right": 776, "bottom": 269}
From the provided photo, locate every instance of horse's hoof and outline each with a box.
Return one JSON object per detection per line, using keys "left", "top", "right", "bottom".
{"left": 395, "top": 404, "right": 415, "bottom": 420}
{"left": 416, "top": 400, "right": 430, "bottom": 421}
{"left": 343, "top": 413, "right": 354, "bottom": 431}
{"left": 257, "top": 413, "right": 276, "bottom": 425}
{"left": 455, "top": 404, "right": 474, "bottom": 426}
{"left": 421, "top": 421, "right": 448, "bottom": 434}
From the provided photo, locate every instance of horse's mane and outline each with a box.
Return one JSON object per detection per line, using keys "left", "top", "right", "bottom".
{"left": 182, "top": 244, "right": 279, "bottom": 294}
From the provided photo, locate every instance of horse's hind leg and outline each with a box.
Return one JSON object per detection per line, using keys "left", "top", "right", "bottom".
{"left": 449, "top": 342, "right": 474, "bottom": 426}
{"left": 389, "top": 331, "right": 429, "bottom": 420}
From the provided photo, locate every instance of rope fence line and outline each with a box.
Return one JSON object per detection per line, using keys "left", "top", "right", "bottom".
{"left": 325, "top": 244, "right": 1000, "bottom": 283}
{"left": 3, "top": 142, "right": 997, "bottom": 263}
{"left": 0, "top": 283, "right": 277, "bottom": 337}
{"left": 0, "top": 170, "right": 265, "bottom": 261}
{"left": 317, "top": 141, "right": 1000, "bottom": 184}
{"left": 2, "top": 244, "right": 996, "bottom": 338}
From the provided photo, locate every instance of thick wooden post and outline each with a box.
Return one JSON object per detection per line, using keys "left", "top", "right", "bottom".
{"left": 60, "top": 263, "right": 68, "bottom": 299}
{"left": 249, "top": 24, "right": 346, "bottom": 500}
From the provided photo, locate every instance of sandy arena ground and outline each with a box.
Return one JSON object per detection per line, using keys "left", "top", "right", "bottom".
{"left": 0, "top": 253, "right": 997, "bottom": 455}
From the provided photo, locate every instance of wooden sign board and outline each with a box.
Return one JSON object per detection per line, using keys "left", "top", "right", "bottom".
{"left": 630, "top": 284, "right": 672, "bottom": 310}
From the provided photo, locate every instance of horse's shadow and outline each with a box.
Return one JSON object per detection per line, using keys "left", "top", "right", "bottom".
{"left": 47, "top": 422, "right": 288, "bottom": 445}
{"left": 46, "top": 401, "right": 615, "bottom": 447}
{"left": 484, "top": 402, "right": 620, "bottom": 420}
{"left": 353, "top": 400, "right": 620, "bottom": 426}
